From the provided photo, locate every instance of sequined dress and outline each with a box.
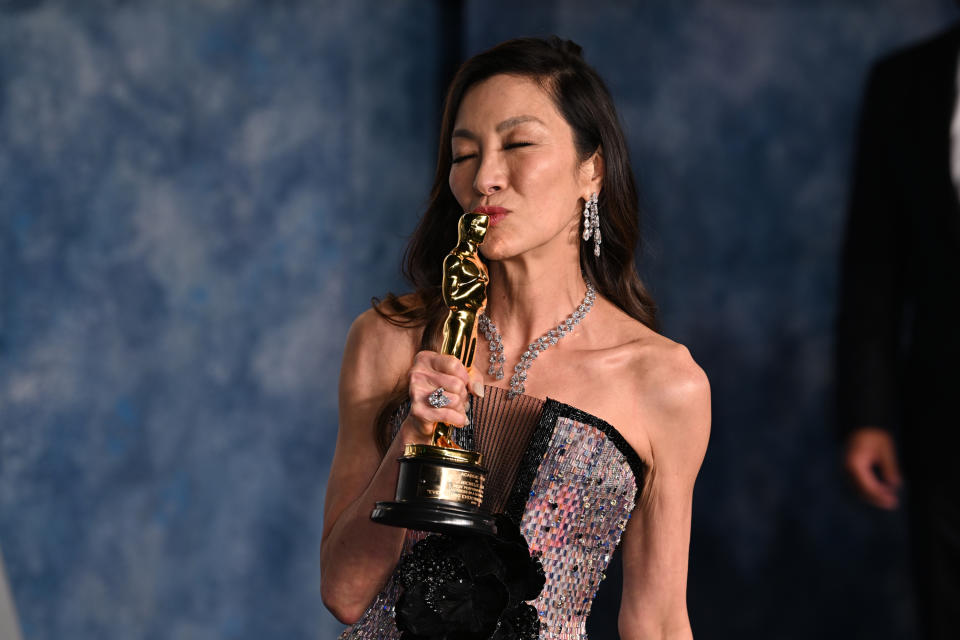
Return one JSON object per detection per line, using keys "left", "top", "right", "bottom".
{"left": 339, "top": 385, "right": 647, "bottom": 640}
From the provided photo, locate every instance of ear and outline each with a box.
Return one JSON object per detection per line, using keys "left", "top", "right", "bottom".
{"left": 579, "top": 147, "right": 604, "bottom": 199}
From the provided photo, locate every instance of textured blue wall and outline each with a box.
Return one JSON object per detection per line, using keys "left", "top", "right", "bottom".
{"left": 1, "top": 1, "right": 958, "bottom": 639}
{"left": 0, "top": 1, "right": 442, "bottom": 638}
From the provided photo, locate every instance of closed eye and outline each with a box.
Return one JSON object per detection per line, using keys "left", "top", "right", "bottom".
{"left": 452, "top": 142, "right": 532, "bottom": 164}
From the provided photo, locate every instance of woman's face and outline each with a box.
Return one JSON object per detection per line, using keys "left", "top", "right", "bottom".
{"left": 448, "top": 74, "right": 600, "bottom": 262}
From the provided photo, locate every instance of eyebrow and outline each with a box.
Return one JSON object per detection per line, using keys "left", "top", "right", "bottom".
{"left": 451, "top": 115, "right": 545, "bottom": 140}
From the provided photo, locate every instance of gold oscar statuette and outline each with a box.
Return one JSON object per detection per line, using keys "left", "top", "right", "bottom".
{"left": 370, "top": 212, "right": 496, "bottom": 535}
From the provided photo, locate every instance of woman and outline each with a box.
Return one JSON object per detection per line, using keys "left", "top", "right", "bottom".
{"left": 321, "top": 37, "right": 710, "bottom": 639}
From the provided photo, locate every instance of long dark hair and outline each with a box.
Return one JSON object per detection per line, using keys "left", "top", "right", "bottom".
{"left": 372, "top": 36, "right": 658, "bottom": 453}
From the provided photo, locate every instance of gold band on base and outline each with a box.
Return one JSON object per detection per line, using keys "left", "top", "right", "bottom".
{"left": 403, "top": 443, "right": 483, "bottom": 466}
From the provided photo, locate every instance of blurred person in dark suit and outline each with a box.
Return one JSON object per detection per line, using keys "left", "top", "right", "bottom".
{"left": 838, "top": 23, "right": 960, "bottom": 639}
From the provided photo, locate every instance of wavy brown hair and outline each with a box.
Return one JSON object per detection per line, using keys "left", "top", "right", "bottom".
{"left": 372, "top": 36, "right": 658, "bottom": 454}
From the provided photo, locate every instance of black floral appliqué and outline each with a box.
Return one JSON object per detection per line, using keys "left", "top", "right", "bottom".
{"left": 395, "top": 514, "right": 545, "bottom": 640}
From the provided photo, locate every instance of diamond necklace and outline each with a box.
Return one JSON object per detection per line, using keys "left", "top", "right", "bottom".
{"left": 478, "top": 281, "right": 597, "bottom": 399}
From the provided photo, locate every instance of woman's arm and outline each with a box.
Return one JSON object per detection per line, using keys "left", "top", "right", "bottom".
{"left": 320, "top": 309, "right": 474, "bottom": 624}
{"left": 618, "top": 344, "right": 711, "bottom": 640}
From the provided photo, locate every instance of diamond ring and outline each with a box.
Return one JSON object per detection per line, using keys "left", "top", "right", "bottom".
{"left": 427, "top": 387, "right": 450, "bottom": 409}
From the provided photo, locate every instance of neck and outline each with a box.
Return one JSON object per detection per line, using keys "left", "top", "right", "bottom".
{"left": 484, "top": 255, "right": 588, "bottom": 344}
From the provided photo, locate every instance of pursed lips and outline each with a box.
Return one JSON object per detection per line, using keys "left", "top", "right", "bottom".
{"left": 473, "top": 205, "right": 509, "bottom": 226}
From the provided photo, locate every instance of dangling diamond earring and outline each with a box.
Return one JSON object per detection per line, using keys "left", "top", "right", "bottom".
{"left": 581, "top": 192, "right": 601, "bottom": 257}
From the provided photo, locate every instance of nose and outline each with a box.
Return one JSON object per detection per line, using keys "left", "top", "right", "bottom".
{"left": 473, "top": 152, "right": 506, "bottom": 196}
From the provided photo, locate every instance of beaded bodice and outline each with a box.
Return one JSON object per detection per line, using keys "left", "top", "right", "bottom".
{"left": 339, "top": 386, "right": 647, "bottom": 640}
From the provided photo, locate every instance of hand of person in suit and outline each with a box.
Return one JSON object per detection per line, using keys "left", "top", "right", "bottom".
{"left": 844, "top": 427, "right": 903, "bottom": 509}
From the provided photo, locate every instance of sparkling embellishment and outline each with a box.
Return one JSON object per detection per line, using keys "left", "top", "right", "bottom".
{"left": 478, "top": 282, "right": 596, "bottom": 399}
{"left": 338, "top": 392, "right": 643, "bottom": 640}
{"left": 582, "top": 191, "right": 601, "bottom": 257}
{"left": 427, "top": 387, "right": 450, "bottom": 409}
{"left": 516, "top": 416, "right": 641, "bottom": 640}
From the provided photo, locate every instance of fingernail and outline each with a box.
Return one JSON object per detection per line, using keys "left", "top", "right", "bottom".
{"left": 465, "top": 399, "right": 472, "bottom": 413}
{"left": 472, "top": 381, "right": 485, "bottom": 397}
{"left": 464, "top": 416, "right": 471, "bottom": 426}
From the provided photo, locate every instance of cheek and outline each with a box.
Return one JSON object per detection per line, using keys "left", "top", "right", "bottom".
{"left": 448, "top": 169, "right": 470, "bottom": 208}
{"left": 511, "top": 152, "right": 568, "bottom": 195}
{"left": 516, "top": 155, "right": 585, "bottom": 226}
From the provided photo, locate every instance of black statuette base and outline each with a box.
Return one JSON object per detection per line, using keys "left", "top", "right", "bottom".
{"left": 371, "top": 500, "right": 497, "bottom": 536}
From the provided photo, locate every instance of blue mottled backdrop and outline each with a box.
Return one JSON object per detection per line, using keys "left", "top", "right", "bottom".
{"left": 1, "top": 1, "right": 957, "bottom": 638}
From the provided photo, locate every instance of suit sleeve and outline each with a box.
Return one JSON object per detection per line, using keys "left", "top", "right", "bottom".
{"left": 836, "top": 61, "right": 911, "bottom": 439}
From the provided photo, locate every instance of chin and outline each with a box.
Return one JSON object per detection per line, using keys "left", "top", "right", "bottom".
{"left": 479, "top": 240, "right": 507, "bottom": 262}
{"left": 479, "top": 248, "right": 499, "bottom": 262}
{"left": 479, "top": 242, "right": 520, "bottom": 262}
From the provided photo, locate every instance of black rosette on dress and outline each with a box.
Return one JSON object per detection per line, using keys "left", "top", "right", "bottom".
{"left": 394, "top": 514, "right": 545, "bottom": 640}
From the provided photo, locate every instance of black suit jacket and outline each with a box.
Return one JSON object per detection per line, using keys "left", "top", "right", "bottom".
{"left": 837, "top": 25, "right": 960, "bottom": 472}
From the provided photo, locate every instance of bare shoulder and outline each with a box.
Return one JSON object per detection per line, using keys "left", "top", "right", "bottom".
{"left": 593, "top": 302, "right": 708, "bottom": 411}
{"left": 588, "top": 305, "right": 709, "bottom": 474}
{"left": 623, "top": 327, "right": 711, "bottom": 474}
{"left": 630, "top": 331, "right": 709, "bottom": 414}
{"left": 341, "top": 302, "right": 421, "bottom": 400}
{"left": 345, "top": 305, "right": 418, "bottom": 354}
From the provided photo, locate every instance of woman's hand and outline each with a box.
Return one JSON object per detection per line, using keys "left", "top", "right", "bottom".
{"left": 401, "top": 350, "right": 485, "bottom": 444}
{"left": 321, "top": 318, "right": 486, "bottom": 624}
{"left": 844, "top": 426, "right": 902, "bottom": 510}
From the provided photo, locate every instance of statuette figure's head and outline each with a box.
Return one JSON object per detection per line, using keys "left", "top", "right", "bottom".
{"left": 459, "top": 212, "right": 489, "bottom": 247}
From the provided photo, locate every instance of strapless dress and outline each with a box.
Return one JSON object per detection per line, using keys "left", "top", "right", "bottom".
{"left": 339, "top": 385, "right": 648, "bottom": 640}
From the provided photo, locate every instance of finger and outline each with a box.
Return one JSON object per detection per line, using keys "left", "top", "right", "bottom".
{"left": 408, "top": 401, "right": 470, "bottom": 430}
{"left": 409, "top": 381, "right": 470, "bottom": 429}
{"left": 427, "top": 353, "right": 471, "bottom": 384}
{"left": 417, "top": 410, "right": 470, "bottom": 432}
{"left": 878, "top": 446, "right": 903, "bottom": 490}
{"left": 466, "top": 367, "right": 485, "bottom": 397}
{"left": 866, "top": 483, "right": 899, "bottom": 510}
{"left": 412, "top": 350, "right": 465, "bottom": 376}
{"left": 437, "top": 410, "right": 469, "bottom": 428}
{"left": 402, "top": 415, "right": 438, "bottom": 441}
{"left": 401, "top": 414, "right": 466, "bottom": 441}
{"left": 409, "top": 371, "right": 469, "bottom": 410}
{"left": 849, "top": 462, "right": 899, "bottom": 509}
{"left": 411, "top": 353, "right": 471, "bottom": 394}
{"left": 844, "top": 446, "right": 876, "bottom": 480}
